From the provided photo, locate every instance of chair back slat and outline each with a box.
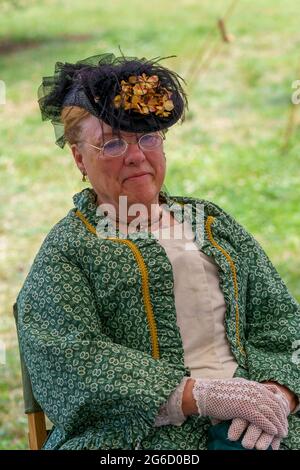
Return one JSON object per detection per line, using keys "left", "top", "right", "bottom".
{"left": 13, "top": 302, "right": 48, "bottom": 450}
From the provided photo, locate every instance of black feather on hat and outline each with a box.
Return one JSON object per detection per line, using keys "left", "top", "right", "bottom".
{"left": 38, "top": 52, "right": 188, "bottom": 148}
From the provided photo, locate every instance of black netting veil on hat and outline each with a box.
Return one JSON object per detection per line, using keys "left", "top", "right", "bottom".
{"left": 38, "top": 53, "right": 188, "bottom": 148}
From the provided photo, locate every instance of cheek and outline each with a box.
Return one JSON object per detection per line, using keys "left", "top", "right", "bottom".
{"left": 83, "top": 158, "right": 104, "bottom": 184}
{"left": 150, "top": 151, "right": 166, "bottom": 173}
{"left": 93, "top": 160, "right": 122, "bottom": 188}
{"left": 155, "top": 156, "right": 166, "bottom": 180}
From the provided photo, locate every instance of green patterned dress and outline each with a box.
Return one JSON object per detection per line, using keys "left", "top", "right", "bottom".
{"left": 16, "top": 188, "right": 300, "bottom": 449}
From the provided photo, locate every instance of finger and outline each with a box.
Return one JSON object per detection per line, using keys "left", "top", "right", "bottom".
{"left": 266, "top": 403, "right": 289, "bottom": 438}
{"left": 262, "top": 386, "right": 290, "bottom": 424}
{"left": 267, "top": 393, "right": 290, "bottom": 428}
{"left": 254, "top": 431, "right": 274, "bottom": 450}
{"left": 272, "top": 391, "right": 290, "bottom": 417}
{"left": 276, "top": 392, "right": 290, "bottom": 414}
{"left": 228, "top": 418, "right": 248, "bottom": 441}
{"left": 240, "top": 409, "right": 277, "bottom": 436}
{"left": 263, "top": 384, "right": 290, "bottom": 414}
{"left": 241, "top": 423, "right": 263, "bottom": 449}
{"left": 256, "top": 404, "right": 288, "bottom": 438}
{"left": 271, "top": 437, "right": 281, "bottom": 450}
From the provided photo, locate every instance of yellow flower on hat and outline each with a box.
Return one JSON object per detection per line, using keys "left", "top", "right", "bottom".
{"left": 113, "top": 73, "right": 174, "bottom": 116}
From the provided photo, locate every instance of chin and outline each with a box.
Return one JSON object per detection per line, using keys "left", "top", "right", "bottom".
{"left": 125, "top": 187, "right": 158, "bottom": 205}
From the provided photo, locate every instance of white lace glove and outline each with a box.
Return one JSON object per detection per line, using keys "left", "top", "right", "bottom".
{"left": 192, "top": 378, "right": 289, "bottom": 438}
{"left": 228, "top": 383, "right": 291, "bottom": 450}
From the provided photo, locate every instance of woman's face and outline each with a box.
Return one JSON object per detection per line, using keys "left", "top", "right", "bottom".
{"left": 71, "top": 115, "right": 166, "bottom": 212}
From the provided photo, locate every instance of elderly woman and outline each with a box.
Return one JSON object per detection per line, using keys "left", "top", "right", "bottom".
{"left": 16, "top": 53, "right": 300, "bottom": 451}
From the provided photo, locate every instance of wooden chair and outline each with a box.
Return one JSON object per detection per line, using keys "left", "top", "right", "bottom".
{"left": 13, "top": 302, "right": 49, "bottom": 450}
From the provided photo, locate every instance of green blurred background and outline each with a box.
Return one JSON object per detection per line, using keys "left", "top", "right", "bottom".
{"left": 0, "top": 0, "right": 299, "bottom": 449}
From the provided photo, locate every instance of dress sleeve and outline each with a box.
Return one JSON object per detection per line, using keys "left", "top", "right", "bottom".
{"left": 244, "top": 233, "right": 300, "bottom": 406}
{"left": 16, "top": 232, "right": 187, "bottom": 439}
{"left": 214, "top": 205, "right": 300, "bottom": 400}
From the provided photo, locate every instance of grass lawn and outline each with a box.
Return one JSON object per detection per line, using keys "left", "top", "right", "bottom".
{"left": 0, "top": 0, "right": 299, "bottom": 449}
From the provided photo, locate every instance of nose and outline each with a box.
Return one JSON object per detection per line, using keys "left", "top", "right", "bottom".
{"left": 123, "top": 142, "right": 146, "bottom": 165}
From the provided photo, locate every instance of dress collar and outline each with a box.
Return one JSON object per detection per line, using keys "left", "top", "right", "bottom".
{"left": 72, "top": 186, "right": 184, "bottom": 239}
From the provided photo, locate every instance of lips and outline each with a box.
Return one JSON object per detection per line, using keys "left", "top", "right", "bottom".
{"left": 124, "top": 172, "right": 151, "bottom": 182}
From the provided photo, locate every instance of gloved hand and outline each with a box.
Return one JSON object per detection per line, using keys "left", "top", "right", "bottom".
{"left": 192, "top": 378, "right": 289, "bottom": 438}
{"left": 227, "top": 383, "right": 291, "bottom": 450}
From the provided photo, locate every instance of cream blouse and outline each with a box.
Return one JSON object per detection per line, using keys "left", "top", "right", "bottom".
{"left": 151, "top": 216, "right": 238, "bottom": 380}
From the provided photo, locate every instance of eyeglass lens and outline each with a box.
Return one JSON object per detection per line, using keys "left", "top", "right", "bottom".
{"left": 103, "top": 133, "right": 163, "bottom": 157}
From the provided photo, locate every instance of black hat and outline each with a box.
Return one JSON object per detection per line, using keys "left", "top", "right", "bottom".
{"left": 38, "top": 52, "right": 188, "bottom": 148}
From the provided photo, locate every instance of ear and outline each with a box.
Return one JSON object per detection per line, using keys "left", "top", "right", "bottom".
{"left": 71, "top": 143, "right": 86, "bottom": 174}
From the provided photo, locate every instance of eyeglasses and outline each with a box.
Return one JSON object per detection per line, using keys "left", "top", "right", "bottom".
{"left": 81, "top": 132, "right": 165, "bottom": 158}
